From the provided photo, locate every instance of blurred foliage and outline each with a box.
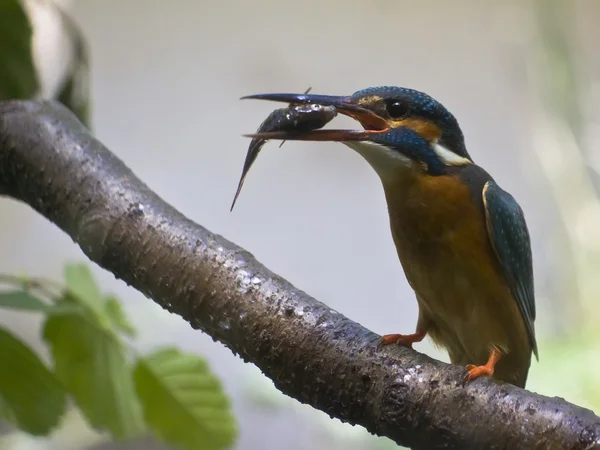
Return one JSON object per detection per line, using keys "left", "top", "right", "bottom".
{"left": 0, "top": 0, "right": 90, "bottom": 125}
{"left": 43, "top": 297, "right": 146, "bottom": 439}
{"left": 534, "top": 0, "right": 582, "bottom": 137}
{"left": 0, "top": 264, "right": 238, "bottom": 450}
{"left": 533, "top": 0, "right": 600, "bottom": 321}
{"left": 0, "top": 327, "right": 65, "bottom": 435}
{"left": 527, "top": 0, "right": 600, "bottom": 414}
{"left": 529, "top": 327, "right": 600, "bottom": 412}
{"left": 0, "top": 0, "right": 37, "bottom": 100}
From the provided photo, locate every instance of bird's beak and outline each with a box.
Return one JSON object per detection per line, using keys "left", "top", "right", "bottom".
{"left": 241, "top": 92, "right": 389, "bottom": 142}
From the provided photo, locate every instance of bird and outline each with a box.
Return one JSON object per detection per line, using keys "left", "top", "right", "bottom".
{"left": 242, "top": 86, "right": 538, "bottom": 388}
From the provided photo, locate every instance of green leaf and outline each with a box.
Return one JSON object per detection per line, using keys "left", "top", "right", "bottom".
{"left": 0, "top": 290, "right": 80, "bottom": 314}
{"left": 105, "top": 296, "right": 137, "bottom": 337}
{"left": 0, "top": 327, "right": 66, "bottom": 435}
{"left": 134, "top": 349, "right": 237, "bottom": 450}
{"left": 63, "top": 263, "right": 105, "bottom": 316}
{"left": 43, "top": 312, "right": 145, "bottom": 439}
{"left": 0, "top": 291, "right": 48, "bottom": 311}
{"left": 0, "top": 393, "right": 16, "bottom": 423}
{"left": 0, "top": 0, "right": 38, "bottom": 99}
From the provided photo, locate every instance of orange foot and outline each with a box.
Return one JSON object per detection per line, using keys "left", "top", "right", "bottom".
{"left": 463, "top": 348, "right": 502, "bottom": 384}
{"left": 377, "top": 331, "right": 426, "bottom": 350}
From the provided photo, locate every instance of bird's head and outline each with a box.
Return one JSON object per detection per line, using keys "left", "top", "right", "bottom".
{"left": 243, "top": 86, "right": 472, "bottom": 180}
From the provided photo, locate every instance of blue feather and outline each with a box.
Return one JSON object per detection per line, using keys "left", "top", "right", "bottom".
{"left": 369, "top": 128, "right": 446, "bottom": 175}
{"left": 483, "top": 181, "right": 538, "bottom": 359}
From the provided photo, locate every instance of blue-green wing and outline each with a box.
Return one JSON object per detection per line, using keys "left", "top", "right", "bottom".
{"left": 483, "top": 181, "right": 538, "bottom": 359}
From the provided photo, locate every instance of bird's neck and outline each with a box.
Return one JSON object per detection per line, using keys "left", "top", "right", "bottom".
{"left": 342, "top": 141, "right": 418, "bottom": 184}
{"left": 381, "top": 170, "right": 475, "bottom": 262}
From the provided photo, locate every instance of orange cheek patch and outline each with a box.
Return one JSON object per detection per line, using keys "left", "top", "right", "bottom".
{"left": 392, "top": 118, "right": 442, "bottom": 141}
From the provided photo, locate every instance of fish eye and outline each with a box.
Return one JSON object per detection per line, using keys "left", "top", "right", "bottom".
{"left": 386, "top": 101, "right": 409, "bottom": 119}
{"left": 309, "top": 104, "right": 323, "bottom": 111}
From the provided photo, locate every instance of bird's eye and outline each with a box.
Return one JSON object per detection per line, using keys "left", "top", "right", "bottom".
{"left": 386, "top": 101, "right": 409, "bottom": 119}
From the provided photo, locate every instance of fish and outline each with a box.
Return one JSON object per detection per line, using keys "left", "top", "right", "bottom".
{"left": 231, "top": 100, "right": 338, "bottom": 211}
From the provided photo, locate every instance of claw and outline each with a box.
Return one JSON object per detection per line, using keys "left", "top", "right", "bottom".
{"left": 463, "top": 364, "right": 494, "bottom": 383}
{"left": 377, "top": 331, "right": 426, "bottom": 350}
{"left": 463, "top": 348, "right": 502, "bottom": 385}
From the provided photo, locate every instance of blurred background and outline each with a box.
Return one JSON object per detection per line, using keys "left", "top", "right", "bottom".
{"left": 1, "top": 0, "right": 599, "bottom": 449}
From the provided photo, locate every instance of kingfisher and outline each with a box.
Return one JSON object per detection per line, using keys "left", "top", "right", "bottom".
{"left": 242, "top": 86, "right": 538, "bottom": 388}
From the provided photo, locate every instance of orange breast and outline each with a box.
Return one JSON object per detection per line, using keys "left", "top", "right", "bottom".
{"left": 382, "top": 170, "right": 531, "bottom": 385}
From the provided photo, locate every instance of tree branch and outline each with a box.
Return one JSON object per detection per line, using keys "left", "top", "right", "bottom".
{"left": 0, "top": 100, "right": 598, "bottom": 450}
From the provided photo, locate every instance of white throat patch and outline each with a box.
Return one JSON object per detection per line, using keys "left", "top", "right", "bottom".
{"left": 342, "top": 141, "right": 413, "bottom": 182}
{"left": 432, "top": 142, "right": 471, "bottom": 166}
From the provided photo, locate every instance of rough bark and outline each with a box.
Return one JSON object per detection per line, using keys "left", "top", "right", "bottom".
{"left": 0, "top": 100, "right": 598, "bottom": 450}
